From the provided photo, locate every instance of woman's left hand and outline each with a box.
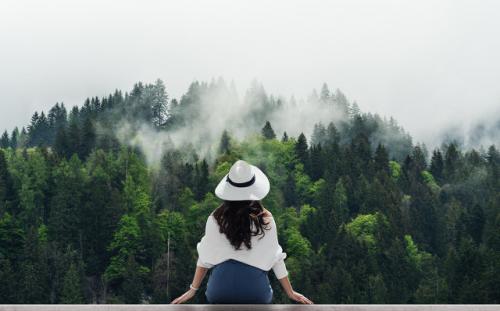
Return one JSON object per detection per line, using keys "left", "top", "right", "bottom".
{"left": 170, "top": 288, "right": 196, "bottom": 304}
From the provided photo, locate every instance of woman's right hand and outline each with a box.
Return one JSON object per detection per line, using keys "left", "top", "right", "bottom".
{"left": 287, "top": 290, "right": 314, "bottom": 304}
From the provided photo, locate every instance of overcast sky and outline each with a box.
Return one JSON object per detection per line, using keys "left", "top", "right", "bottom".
{"left": 1, "top": 0, "right": 499, "bottom": 144}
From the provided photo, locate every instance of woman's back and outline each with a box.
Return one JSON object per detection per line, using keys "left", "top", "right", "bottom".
{"left": 197, "top": 205, "right": 288, "bottom": 280}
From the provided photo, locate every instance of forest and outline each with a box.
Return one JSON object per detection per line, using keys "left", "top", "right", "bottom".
{"left": 0, "top": 78, "right": 499, "bottom": 304}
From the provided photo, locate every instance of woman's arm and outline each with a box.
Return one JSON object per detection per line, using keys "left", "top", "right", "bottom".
{"left": 170, "top": 263, "right": 209, "bottom": 304}
{"left": 277, "top": 274, "right": 294, "bottom": 296}
{"left": 278, "top": 275, "right": 314, "bottom": 304}
{"left": 191, "top": 265, "right": 209, "bottom": 289}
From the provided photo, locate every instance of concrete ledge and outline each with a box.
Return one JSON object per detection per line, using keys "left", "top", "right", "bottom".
{"left": 0, "top": 305, "right": 499, "bottom": 311}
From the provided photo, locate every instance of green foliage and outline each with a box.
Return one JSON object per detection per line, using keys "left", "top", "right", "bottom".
{"left": 105, "top": 214, "right": 150, "bottom": 283}
{"left": 0, "top": 211, "right": 24, "bottom": 259}
{"left": 0, "top": 80, "right": 498, "bottom": 303}
{"left": 389, "top": 160, "right": 401, "bottom": 180}
{"left": 404, "top": 234, "right": 431, "bottom": 270}
{"left": 346, "top": 212, "right": 389, "bottom": 252}
{"left": 421, "top": 170, "right": 440, "bottom": 193}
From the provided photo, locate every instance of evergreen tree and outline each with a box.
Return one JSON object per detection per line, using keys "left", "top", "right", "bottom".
{"left": 60, "top": 262, "right": 84, "bottom": 303}
{"left": 0, "top": 256, "right": 18, "bottom": 303}
{"left": 374, "top": 144, "right": 390, "bottom": 175}
{"left": 309, "top": 143, "right": 324, "bottom": 180}
{"left": 295, "top": 133, "right": 309, "bottom": 170}
{"left": 412, "top": 144, "right": 428, "bottom": 173}
{"left": 54, "top": 126, "right": 70, "bottom": 159}
{"left": 320, "top": 83, "right": 330, "bottom": 103}
{"left": 27, "top": 111, "right": 39, "bottom": 146}
{"left": 80, "top": 117, "right": 96, "bottom": 159}
{"left": 194, "top": 159, "right": 209, "bottom": 200}
{"left": 311, "top": 123, "right": 326, "bottom": 146}
{"left": 0, "top": 150, "right": 17, "bottom": 215}
{"left": 67, "top": 116, "right": 81, "bottom": 158}
{"left": 18, "top": 127, "right": 28, "bottom": 147}
{"left": 444, "top": 143, "right": 460, "bottom": 181}
{"left": 325, "top": 122, "right": 340, "bottom": 146}
{"left": 281, "top": 131, "right": 289, "bottom": 142}
{"left": 150, "top": 79, "right": 169, "bottom": 127}
{"left": 261, "top": 121, "right": 276, "bottom": 139}
{"left": 430, "top": 149, "right": 444, "bottom": 183}
{"left": 349, "top": 101, "right": 361, "bottom": 117}
{"left": 10, "top": 127, "right": 18, "bottom": 149}
{"left": 283, "top": 172, "right": 297, "bottom": 207}
{"left": 19, "top": 226, "right": 50, "bottom": 303}
{"left": 122, "top": 254, "right": 144, "bottom": 303}
{"left": 0, "top": 130, "right": 9, "bottom": 149}
{"left": 331, "top": 178, "right": 349, "bottom": 226}
{"left": 47, "top": 156, "right": 85, "bottom": 250}
{"left": 219, "top": 130, "right": 231, "bottom": 154}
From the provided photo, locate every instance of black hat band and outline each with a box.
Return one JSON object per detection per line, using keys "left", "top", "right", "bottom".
{"left": 226, "top": 174, "right": 256, "bottom": 188}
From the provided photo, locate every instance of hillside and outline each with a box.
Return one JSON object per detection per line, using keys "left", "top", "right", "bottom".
{"left": 0, "top": 79, "right": 499, "bottom": 304}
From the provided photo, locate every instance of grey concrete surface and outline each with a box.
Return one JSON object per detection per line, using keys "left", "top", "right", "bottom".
{"left": 0, "top": 305, "right": 498, "bottom": 311}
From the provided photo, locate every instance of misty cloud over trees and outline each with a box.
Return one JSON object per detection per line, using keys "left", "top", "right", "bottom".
{"left": 0, "top": 79, "right": 499, "bottom": 303}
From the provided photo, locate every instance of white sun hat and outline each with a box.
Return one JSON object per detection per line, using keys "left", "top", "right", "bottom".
{"left": 215, "top": 159, "right": 270, "bottom": 201}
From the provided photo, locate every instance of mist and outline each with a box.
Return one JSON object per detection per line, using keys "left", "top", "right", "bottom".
{"left": 1, "top": 0, "right": 500, "bottom": 147}
{"left": 112, "top": 79, "right": 350, "bottom": 166}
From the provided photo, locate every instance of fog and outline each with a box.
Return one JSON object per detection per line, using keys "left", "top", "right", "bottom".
{"left": 1, "top": 0, "right": 500, "bottom": 146}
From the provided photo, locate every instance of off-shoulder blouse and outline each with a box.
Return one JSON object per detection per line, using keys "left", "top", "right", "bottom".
{"left": 196, "top": 213, "right": 289, "bottom": 280}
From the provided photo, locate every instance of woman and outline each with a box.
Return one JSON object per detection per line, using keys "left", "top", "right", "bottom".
{"left": 171, "top": 159, "right": 313, "bottom": 304}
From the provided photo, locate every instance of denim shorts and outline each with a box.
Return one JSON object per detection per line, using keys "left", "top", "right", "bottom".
{"left": 205, "top": 259, "right": 273, "bottom": 304}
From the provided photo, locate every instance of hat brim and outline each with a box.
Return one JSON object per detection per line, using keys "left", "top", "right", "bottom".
{"left": 214, "top": 164, "right": 270, "bottom": 201}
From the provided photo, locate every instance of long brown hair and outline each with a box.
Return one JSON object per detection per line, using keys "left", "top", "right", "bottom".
{"left": 212, "top": 200, "right": 271, "bottom": 250}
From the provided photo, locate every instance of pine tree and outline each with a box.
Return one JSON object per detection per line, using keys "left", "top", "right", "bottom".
{"left": 283, "top": 172, "right": 297, "bottom": 207}
{"left": 430, "top": 149, "right": 444, "bottom": 183}
{"left": 320, "top": 83, "right": 330, "bottom": 103}
{"left": 67, "top": 117, "right": 81, "bottom": 158}
{"left": 194, "top": 159, "right": 209, "bottom": 200}
{"left": 261, "top": 121, "right": 276, "bottom": 140}
{"left": 325, "top": 122, "right": 340, "bottom": 146}
{"left": 0, "top": 130, "right": 9, "bottom": 149}
{"left": 281, "top": 132, "right": 289, "bottom": 142}
{"left": 412, "top": 144, "right": 428, "bottom": 173}
{"left": 60, "top": 262, "right": 84, "bottom": 303}
{"left": 47, "top": 156, "right": 85, "bottom": 249}
{"left": 151, "top": 79, "right": 169, "bottom": 127}
{"left": 219, "top": 130, "right": 231, "bottom": 154}
{"left": 374, "top": 144, "right": 390, "bottom": 175}
{"left": 309, "top": 143, "right": 324, "bottom": 180}
{"left": 10, "top": 127, "right": 18, "bottom": 149}
{"left": 331, "top": 178, "right": 349, "bottom": 226}
{"left": 36, "top": 111, "right": 50, "bottom": 146}
{"left": 0, "top": 256, "right": 18, "bottom": 303}
{"left": 27, "top": 111, "right": 39, "bottom": 144}
{"left": 295, "top": 133, "right": 309, "bottom": 168}
{"left": 19, "top": 226, "right": 50, "bottom": 303}
{"left": 122, "top": 254, "right": 144, "bottom": 304}
{"left": 444, "top": 143, "right": 460, "bottom": 181}
{"left": 18, "top": 127, "right": 28, "bottom": 148}
{"left": 349, "top": 101, "right": 361, "bottom": 117}
{"left": 54, "top": 126, "right": 70, "bottom": 159}
{"left": 0, "top": 150, "right": 17, "bottom": 214}
{"left": 80, "top": 117, "right": 96, "bottom": 159}
{"left": 311, "top": 123, "right": 326, "bottom": 146}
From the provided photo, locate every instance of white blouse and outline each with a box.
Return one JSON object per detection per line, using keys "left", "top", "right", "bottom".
{"left": 196, "top": 213, "right": 289, "bottom": 280}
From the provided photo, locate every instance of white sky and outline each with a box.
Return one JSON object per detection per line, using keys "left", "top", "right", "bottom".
{"left": 1, "top": 0, "right": 500, "bottom": 144}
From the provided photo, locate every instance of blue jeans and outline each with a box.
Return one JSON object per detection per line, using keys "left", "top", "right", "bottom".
{"left": 205, "top": 259, "right": 273, "bottom": 304}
